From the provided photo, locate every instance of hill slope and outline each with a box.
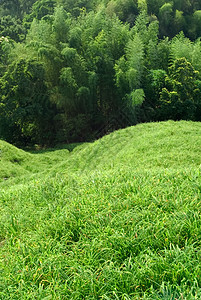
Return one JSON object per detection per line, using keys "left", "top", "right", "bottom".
{"left": 63, "top": 120, "right": 201, "bottom": 173}
{"left": 0, "top": 140, "right": 71, "bottom": 186}
{"left": 1, "top": 121, "right": 201, "bottom": 299}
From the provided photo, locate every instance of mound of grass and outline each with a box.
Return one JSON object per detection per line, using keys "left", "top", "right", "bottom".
{"left": 0, "top": 140, "right": 32, "bottom": 180}
{"left": 76, "top": 120, "right": 201, "bottom": 170}
{"left": 49, "top": 120, "right": 201, "bottom": 176}
{"left": 0, "top": 140, "right": 70, "bottom": 185}
{"left": 1, "top": 121, "right": 201, "bottom": 299}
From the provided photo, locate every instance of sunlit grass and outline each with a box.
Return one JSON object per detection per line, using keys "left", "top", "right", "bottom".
{"left": 1, "top": 121, "right": 201, "bottom": 299}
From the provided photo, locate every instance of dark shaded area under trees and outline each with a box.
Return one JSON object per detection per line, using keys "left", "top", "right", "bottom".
{"left": 1, "top": 0, "right": 201, "bottom": 146}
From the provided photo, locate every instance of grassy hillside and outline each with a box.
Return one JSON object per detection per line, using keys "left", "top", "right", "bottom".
{"left": 0, "top": 141, "right": 71, "bottom": 187}
{"left": 1, "top": 121, "right": 201, "bottom": 299}
{"left": 64, "top": 120, "right": 201, "bottom": 172}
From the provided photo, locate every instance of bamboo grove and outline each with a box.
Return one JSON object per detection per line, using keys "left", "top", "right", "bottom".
{"left": 1, "top": 0, "right": 201, "bottom": 145}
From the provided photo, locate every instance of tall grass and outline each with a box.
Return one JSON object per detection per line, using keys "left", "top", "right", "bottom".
{"left": 1, "top": 121, "right": 201, "bottom": 299}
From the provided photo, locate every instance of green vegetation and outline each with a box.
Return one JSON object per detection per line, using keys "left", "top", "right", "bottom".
{"left": 1, "top": 121, "right": 201, "bottom": 298}
{"left": 0, "top": 139, "right": 72, "bottom": 186}
{"left": 2, "top": 1, "right": 201, "bottom": 145}
{"left": 1, "top": 1, "right": 201, "bottom": 297}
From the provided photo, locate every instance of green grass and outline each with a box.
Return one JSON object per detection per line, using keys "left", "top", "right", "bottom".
{"left": 1, "top": 120, "right": 201, "bottom": 299}
{"left": 0, "top": 140, "right": 71, "bottom": 187}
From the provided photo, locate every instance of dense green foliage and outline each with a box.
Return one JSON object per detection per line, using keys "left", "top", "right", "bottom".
{"left": 1, "top": 121, "right": 201, "bottom": 298}
{"left": 1, "top": 1, "right": 201, "bottom": 145}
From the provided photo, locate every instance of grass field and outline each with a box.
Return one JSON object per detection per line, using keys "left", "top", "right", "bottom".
{"left": 1, "top": 120, "right": 201, "bottom": 299}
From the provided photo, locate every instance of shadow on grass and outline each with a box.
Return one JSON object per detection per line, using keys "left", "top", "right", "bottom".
{"left": 25, "top": 142, "right": 84, "bottom": 154}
